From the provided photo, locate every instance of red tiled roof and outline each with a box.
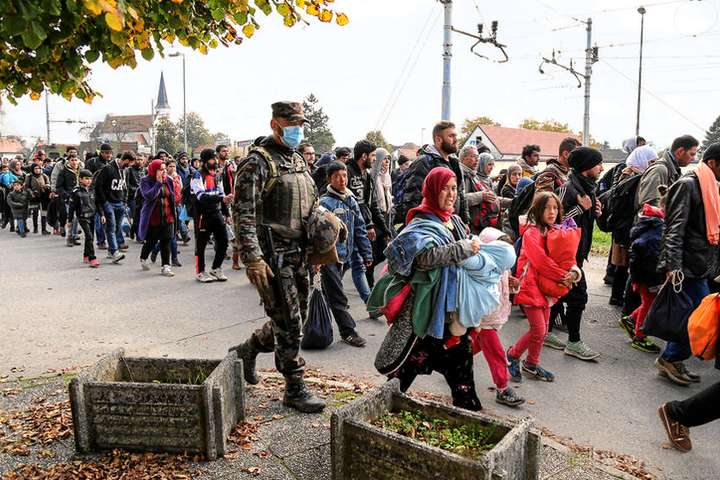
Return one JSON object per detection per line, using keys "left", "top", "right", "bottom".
{"left": 0, "top": 137, "right": 24, "bottom": 154}
{"left": 479, "top": 125, "right": 581, "bottom": 158}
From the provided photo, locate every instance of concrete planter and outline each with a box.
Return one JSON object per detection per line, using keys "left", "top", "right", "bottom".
{"left": 69, "top": 348, "right": 244, "bottom": 460}
{"left": 331, "top": 380, "right": 539, "bottom": 480}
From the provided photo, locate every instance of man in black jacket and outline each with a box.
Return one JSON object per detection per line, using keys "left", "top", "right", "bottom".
{"left": 547, "top": 147, "right": 604, "bottom": 361}
{"left": 657, "top": 143, "right": 720, "bottom": 452}
{"left": 55, "top": 153, "right": 81, "bottom": 246}
{"left": 395, "top": 121, "right": 468, "bottom": 227}
{"left": 346, "top": 140, "right": 389, "bottom": 299}
{"left": 87, "top": 143, "right": 113, "bottom": 249}
{"left": 95, "top": 152, "right": 132, "bottom": 263}
{"left": 191, "top": 149, "right": 233, "bottom": 283}
{"left": 654, "top": 139, "right": 713, "bottom": 387}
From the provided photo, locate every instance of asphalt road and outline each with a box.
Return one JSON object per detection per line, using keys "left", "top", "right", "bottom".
{"left": 1, "top": 229, "right": 718, "bottom": 479}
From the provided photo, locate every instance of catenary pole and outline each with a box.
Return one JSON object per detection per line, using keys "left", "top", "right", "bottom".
{"left": 583, "top": 18, "right": 592, "bottom": 146}
{"left": 441, "top": 0, "right": 452, "bottom": 121}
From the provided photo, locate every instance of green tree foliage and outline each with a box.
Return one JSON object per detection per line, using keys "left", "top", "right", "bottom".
{"left": 702, "top": 114, "right": 720, "bottom": 154}
{"left": 459, "top": 116, "right": 499, "bottom": 145}
{"left": 155, "top": 116, "right": 180, "bottom": 154}
{"left": 519, "top": 118, "right": 571, "bottom": 133}
{"left": 303, "top": 93, "right": 335, "bottom": 154}
{"left": 0, "top": 0, "right": 349, "bottom": 104}
{"left": 176, "top": 112, "right": 213, "bottom": 152}
{"left": 365, "top": 130, "right": 393, "bottom": 153}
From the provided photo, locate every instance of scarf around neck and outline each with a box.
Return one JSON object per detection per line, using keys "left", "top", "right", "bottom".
{"left": 406, "top": 167, "right": 456, "bottom": 225}
{"left": 326, "top": 184, "right": 354, "bottom": 201}
{"left": 696, "top": 162, "right": 720, "bottom": 246}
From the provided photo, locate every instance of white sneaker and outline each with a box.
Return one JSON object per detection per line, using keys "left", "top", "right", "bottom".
{"left": 196, "top": 272, "right": 214, "bottom": 283}
{"left": 209, "top": 268, "right": 228, "bottom": 282}
{"left": 161, "top": 265, "right": 174, "bottom": 277}
{"left": 140, "top": 259, "right": 150, "bottom": 271}
{"left": 111, "top": 251, "right": 125, "bottom": 264}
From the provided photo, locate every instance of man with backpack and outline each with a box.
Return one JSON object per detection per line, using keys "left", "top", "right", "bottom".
{"left": 635, "top": 135, "right": 697, "bottom": 212}
{"left": 545, "top": 147, "right": 604, "bottom": 361}
{"left": 535, "top": 137, "right": 581, "bottom": 194}
{"left": 190, "top": 149, "right": 232, "bottom": 283}
{"left": 394, "top": 121, "right": 468, "bottom": 228}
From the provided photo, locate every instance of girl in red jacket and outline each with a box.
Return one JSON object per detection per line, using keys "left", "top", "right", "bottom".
{"left": 507, "top": 192, "right": 578, "bottom": 382}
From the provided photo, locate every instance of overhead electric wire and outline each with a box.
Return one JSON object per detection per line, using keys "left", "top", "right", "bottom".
{"left": 600, "top": 60, "right": 706, "bottom": 132}
{"left": 374, "top": 4, "right": 438, "bottom": 130}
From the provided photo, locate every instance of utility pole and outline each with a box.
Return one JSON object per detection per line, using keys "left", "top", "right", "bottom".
{"left": 583, "top": 18, "right": 593, "bottom": 146}
{"left": 538, "top": 19, "right": 598, "bottom": 146}
{"left": 441, "top": 0, "right": 452, "bottom": 121}
{"left": 636, "top": 7, "right": 646, "bottom": 137}
{"left": 45, "top": 92, "right": 50, "bottom": 145}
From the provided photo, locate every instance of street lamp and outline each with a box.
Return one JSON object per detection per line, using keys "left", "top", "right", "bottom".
{"left": 168, "top": 51, "right": 187, "bottom": 154}
{"left": 635, "top": 6, "right": 646, "bottom": 137}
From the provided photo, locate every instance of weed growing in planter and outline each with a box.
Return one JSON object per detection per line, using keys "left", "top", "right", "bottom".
{"left": 374, "top": 409, "right": 497, "bottom": 459}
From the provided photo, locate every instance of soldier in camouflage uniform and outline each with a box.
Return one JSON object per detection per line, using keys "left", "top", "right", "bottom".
{"left": 229, "top": 101, "right": 325, "bottom": 413}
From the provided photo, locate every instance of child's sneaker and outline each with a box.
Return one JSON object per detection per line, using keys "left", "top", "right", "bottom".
{"left": 140, "top": 259, "right": 151, "bottom": 271}
{"left": 160, "top": 265, "right": 175, "bottom": 277}
{"left": 507, "top": 349, "right": 522, "bottom": 383}
{"left": 618, "top": 315, "right": 635, "bottom": 340}
{"left": 632, "top": 336, "right": 661, "bottom": 353}
{"left": 89, "top": 259, "right": 100, "bottom": 268}
{"left": 83, "top": 256, "right": 90, "bottom": 264}
{"left": 495, "top": 387, "right": 526, "bottom": 407}
{"left": 521, "top": 361, "right": 555, "bottom": 382}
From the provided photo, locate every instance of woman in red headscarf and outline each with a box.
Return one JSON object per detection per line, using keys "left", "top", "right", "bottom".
{"left": 138, "top": 159, "right": 177, "bottom": 277}
{"left": 372, "top": 167, "right": 484, "bottom": 411}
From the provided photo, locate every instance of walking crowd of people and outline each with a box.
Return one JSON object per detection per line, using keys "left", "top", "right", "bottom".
{"left": 2, "top": 103, "right": 719, "bottom": 453}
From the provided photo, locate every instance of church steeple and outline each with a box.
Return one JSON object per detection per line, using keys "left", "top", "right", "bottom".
{"left": 155, "top": 72, "right": 170, "bottom": 116}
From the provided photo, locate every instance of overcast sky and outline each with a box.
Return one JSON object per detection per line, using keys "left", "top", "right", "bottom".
{"left": 1, "top": 0, "right": 719, "bottom": 151}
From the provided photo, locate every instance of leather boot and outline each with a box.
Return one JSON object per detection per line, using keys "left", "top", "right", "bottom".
{"left": 283, "top": 374, "right": 326, "bottom": 413}
{"left": 232, "top": 253, "right": 241, "bottom": 270}
{"left": 229, "top": 341, "right": 260, "bottom": 385}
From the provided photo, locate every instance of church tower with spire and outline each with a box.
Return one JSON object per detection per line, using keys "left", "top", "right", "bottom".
{"left": 155, "top": 72, "right": 171, "bottom": 118}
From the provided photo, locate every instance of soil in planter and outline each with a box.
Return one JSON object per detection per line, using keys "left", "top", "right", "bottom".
{"left": 373, "top": 409, "right": 497, "bottom": 459}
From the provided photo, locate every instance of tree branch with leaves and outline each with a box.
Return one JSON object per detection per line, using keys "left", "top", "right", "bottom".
{"left": 0, "top": 0, "right": 348, "bottom": 104}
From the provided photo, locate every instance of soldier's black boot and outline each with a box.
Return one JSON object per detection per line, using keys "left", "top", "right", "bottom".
{"left": 229, "top": 341, "right": 260, "bottom": 385}
{"left": 283, "top": 375, "right": 326, "bottom": 413}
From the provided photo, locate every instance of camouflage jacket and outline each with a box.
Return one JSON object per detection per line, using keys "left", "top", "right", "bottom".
{"left": 232, "top": 136, "right": 317, "bottom": 265}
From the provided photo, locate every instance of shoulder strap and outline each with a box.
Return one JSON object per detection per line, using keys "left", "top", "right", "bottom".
{"left": 247, "top": 146, "right": 279, "bottom": 194}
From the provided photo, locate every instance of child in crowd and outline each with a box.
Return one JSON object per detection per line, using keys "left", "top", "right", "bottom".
{"left": 620, "top": 185, "right": 668, "bottom": 352}
{"left": 7, "top": 179, "right": 28, "bottom": 237}
{"left": 472, "top": 227, "right": 526, "bottom": 407}
{"left": 507, "top": 192, "right": 579, "bottom": 382}
{"left": 68, "top": 170, "right": 100, "bottom": 267}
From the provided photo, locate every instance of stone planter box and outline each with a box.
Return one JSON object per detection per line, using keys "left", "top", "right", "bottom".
{"left": 69, "top": 348, "right": 244, "bottom": 460}
{"left": 331, "top": 380, "right": 539, "bottom": 480}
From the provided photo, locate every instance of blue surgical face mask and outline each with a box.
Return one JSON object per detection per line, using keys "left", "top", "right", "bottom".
{"left": 282, "top": 125, "right": 304, "bottom": 149}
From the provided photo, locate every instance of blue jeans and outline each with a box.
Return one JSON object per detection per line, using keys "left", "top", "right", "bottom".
{"left": 350, "top": 251, "right": 371, "bottom": 303}
{"left": 15, "top": 218, "right": 26, "bottom": 235}
{"left": 102, "top": 201, "right": 126, "bottom": 254}
{"left": 662, "top": 277, "right": 709, "bottom": 363}
{"left": 94, "top": 212, "right": 106, "bottom": 245}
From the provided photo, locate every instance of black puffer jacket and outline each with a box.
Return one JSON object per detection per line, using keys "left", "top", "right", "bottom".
{"left": 659, "top": 172, "right": 719, "bottom": 279}
{"left": 557, "top": 172, "right": 598, "bottom": 264}
{"left": 346, "top": 159, "right": 389, "bottom": 236}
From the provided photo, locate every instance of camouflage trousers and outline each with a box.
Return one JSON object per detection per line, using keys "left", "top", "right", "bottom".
{"left": 250, "top": 252, "right": 309, "bottom": 376}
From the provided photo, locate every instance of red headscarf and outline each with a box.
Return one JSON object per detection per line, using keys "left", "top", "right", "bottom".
{"left": 406, "top": 167, "right": 456, "bottom": 224}
{"left": 147, "top": 159, "right": 164, "bottom": 179}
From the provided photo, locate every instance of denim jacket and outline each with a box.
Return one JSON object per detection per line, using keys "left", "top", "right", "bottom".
{"left": 319, "top": 187, "right": 372, "bottom": 264}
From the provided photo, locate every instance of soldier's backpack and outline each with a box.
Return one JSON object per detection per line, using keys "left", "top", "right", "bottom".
{"left": 236, "top": 146, "right": 281, "bottom": 196}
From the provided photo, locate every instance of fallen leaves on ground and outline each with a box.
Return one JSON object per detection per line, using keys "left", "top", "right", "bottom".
{"left": 0, "top": 400, "right": 72, "bottom": 455}
{"left": 1, "top": 449, "right": 193, "bottom": 480}
{"left": 540, "top": 426, "right": 657, "bottom": 480}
